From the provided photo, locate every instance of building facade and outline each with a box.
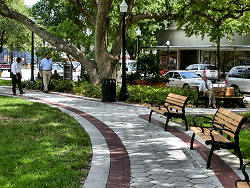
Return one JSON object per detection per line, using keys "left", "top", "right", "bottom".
{"left": 154, "top": 22, "right": 250, "bottom": 71}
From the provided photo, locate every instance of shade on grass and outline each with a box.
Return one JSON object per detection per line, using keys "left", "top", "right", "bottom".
{"left": 0, "top": 95, "right": 92, "bottom": 187}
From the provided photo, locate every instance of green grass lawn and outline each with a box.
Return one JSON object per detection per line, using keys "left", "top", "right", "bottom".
{"left": 0, "top": 79, "right": 12, "bottom": 86}
{"left": 0, "top": 95, "right": 92, "bottom": 187}
{"left": 172, "top": 113, "right": 250, "bottom": 161}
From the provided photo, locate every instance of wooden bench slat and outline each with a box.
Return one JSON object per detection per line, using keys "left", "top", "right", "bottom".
{"left": 216, "top": 110, "right": 242, "bottom": 125}
{"left": 168, "top": 93, "right": 187, "bottom": 101}
{"left": 214, "top": 115, "right": 237, "bottom": 131}
{"left": 218, "top": 108, "right": 244, "bottom": 123}
{"left": 166, "top": 97, "right": 186, "bottom": 105}
{"left": 164, "top": 100, "right": 184, "bottom": 109}
{"left": 149, "top": 106, "right": 167, "bottom": 115}
{"left": 190, "top": 107, "right": 245, "bottom": 169}
{"left": 148, "top": 93, "right": 189, "bottom": 131}
{"left": 235, "top": 181, "right": 250, "bottom": 188}
{"left": 166, "top": 97, "right": 186, "bottom": 106}
{"left": 190, "top": 127, "right": 232, "bottom": 143}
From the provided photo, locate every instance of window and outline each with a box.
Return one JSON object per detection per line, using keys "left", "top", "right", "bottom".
{"left": 167, "top": 72, "right": 174, "bottom": 78}
{"left": 199, "top": 65, "right": 206, "bottom": 70}
{"left": 181, "top": 72, "right": 200, "bottom": 79}
{"left": 173, "top": 72, "right": 181, "bottom": 79}
{"left": 186, "top": 65, "right": 193, "bottom": 70}
{"left": 228, "top": 67, "right": 247, "bottom": 78}
{"left": 246, "top": 68, "right": 250, "bottom": 79}
{"left": 192, "top": 64, "right": 198, "bottom": 70}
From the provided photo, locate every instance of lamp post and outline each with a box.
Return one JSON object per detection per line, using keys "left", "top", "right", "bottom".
{"left": 136, "top": 28, "right": 141, "bottom": 56}
{"left": 166, "top": 40, "right": 170, "bottom": 70}
{"left": 119, "top": 0, "right": 129, "bottom": 101}
{"left": 31, "top": 31, "right": 35, "bottom": 82}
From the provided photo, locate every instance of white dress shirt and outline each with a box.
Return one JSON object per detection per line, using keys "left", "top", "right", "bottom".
{"left": 11, "top": 61, "right": 22, "bottom": 75}
{"left": 199, "top": 79, "right": 213, "bottom": 92}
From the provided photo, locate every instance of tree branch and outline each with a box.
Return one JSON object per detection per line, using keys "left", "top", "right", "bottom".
{"left": 67, "top": 0, "right": 96, "bottom": 26}
{"left": 0, "top": 2, "right": 93, "bottom": 69}
{"left": 127, "top": 12, "right": 175, "bottom": 27}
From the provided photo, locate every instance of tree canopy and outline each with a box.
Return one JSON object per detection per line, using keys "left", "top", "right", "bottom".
{"left": 0, "top": 0, "right": 174, "bottom": 84}
{"left": 0, "top": 0, "right": 31, "bottom": 54}
{"left": 0, "top": 0, "right": 249, "bottom": 83}
{"left": 174, "top": 0, "right": 250, "bottom": 67}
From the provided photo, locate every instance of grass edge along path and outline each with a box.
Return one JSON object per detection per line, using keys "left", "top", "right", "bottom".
{"left": 0, "top": 95, "right": 92, "bottom": 188}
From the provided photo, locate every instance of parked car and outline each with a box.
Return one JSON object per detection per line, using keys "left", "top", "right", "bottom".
{"left": 185, "top": 64, "right": 219, "bottom": 82}
{"left": 165, "top": 70, "right": 203, "bottom": 89}
{"left": 117, "top": 60, "right": 137, "bottom": 83}
{"left": 225, "top": 65, "right": 250, "bottom": 93}
{"left": 72, "top": 62, "right": 81, "bottom": 72}
{"left": 52, "top": 64, "right": 64, "bottom": 77}
{"left": 0, "top": 61, "right": 11, "bottom": 72}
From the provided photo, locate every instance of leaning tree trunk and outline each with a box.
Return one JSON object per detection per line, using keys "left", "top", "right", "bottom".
{"left": 0, "top": 30, "right": 5, "bottom": 53}
{"left": 216, "top": 36, "right": 221, "bottom": 70}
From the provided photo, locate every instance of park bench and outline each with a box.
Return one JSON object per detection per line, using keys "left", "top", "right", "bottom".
{"left": 235, "top": 161, "right": 250, "bottom": 188}
{"left": 148, "top": 93, "right": 189, "bottom": 131}
{"left": 190, "top": 107, "right": 246, "bottom": 169}
{"left": 196, "top": 87, "right": 244, "bottom": 107}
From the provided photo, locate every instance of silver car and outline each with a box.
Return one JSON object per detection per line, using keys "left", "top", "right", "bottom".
{"left": 225, "top": 65, "right": 250, "bottom": 93}
{"left": 186, "top": 64, "right": 219, "bottom": 82}
{"left": 166, "top": 70, "right": 203, "bottom": 89}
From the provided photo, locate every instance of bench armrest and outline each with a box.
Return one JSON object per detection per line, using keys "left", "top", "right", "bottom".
{"left": 209, "top": 127, "right": 235, "bottom": 141}
{"left": 192, "top": 115, "right": 213, "bottom": 127}
{"left": 150, "top": 99, "right": 164, "bottom": 107}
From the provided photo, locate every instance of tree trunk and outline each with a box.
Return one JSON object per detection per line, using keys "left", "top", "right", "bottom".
{"left": 216, "top": 36, "right": 221, "bottom": 70}
{"left": 0, "top": 30, "right": 5, "bottom": 53}
{"left": 10, "top": 51, "right": 13, "bottom": 64}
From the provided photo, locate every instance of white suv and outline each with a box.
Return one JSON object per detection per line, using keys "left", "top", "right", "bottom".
{"left": 186, "top": 64, "right": 219, "bottom": 82}
{"left": 225, "top": 65, "right": 250, "bottom": 93}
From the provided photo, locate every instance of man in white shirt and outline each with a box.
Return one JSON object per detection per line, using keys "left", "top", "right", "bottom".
{"left": 199, "top": 75, "right": 216, "bottom": 108}
{"left": 11, "top": 57, "right": 25, "bottom": 95}
{"left": 39, "top": 53, "right": 53, "bottom": 93}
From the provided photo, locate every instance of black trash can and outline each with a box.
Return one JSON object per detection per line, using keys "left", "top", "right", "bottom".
{"left": 102, "top": 79, "right": 116, "bottom": 102}
{"left": 63, "top": 63, "right": 72, "bottom": 80}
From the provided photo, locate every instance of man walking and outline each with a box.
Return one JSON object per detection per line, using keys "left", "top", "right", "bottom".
{"left": 11, "top": 57, "right": 25, "bottom": 95}
{"left": 40, "top": 53, "right": 53, "bottom": 93}
{"left": 199, "top": 75, "right": 216, "bottom": 108}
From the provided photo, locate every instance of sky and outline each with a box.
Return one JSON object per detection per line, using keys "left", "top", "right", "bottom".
{"left": 23, "top": 0, "right": 39, "bottom": 7}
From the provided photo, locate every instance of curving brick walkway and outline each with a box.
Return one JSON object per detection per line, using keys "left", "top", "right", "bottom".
{"left": 1, "top": 87, "right": 248, "bottom": 188}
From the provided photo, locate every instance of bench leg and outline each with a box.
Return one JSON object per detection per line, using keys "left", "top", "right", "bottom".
{"left": 190, "top": 133, "right": 195, "bottom": 150}
{"left": 207, "top": 146, "right": 215, "bottom": 169}
{"left": 165, "top": 116, "right": 170, "bottom": 131}
{"left": 183, "top": 116, "right": 188, "bottom": 131}
{"left": 234, "top": 146, "right": 243, "bottom": 170}
{"left": 149, "top": 110, "right": 153, "bottom": 122}
{"left": 196, "top": 99, "right": 199, "bottom": 107}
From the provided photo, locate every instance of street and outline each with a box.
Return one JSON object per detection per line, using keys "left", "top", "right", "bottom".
{"left": 0, "top": 68, "right": 80, "bottom": 81}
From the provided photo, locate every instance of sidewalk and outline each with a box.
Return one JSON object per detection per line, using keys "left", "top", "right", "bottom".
{"left": 0, "top": 86, "right": 249, "bottom": 188}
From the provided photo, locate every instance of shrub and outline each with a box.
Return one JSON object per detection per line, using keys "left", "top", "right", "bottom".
{"left": 23, "top": 79, "right": 197, "bottom": 105}
{"left": 50, "top": 79, "right": 75, "bottom": 92}
{"left": 22, "top": 79, "right": 74, "bottom": 92}
{"left": 22, "top": 80, "right": 43, "bottom": 90}
{"left": 127, "top": 85, "right": 197, "bottom": 104}
{"left": 73, "top": 80, "right": 102, "bottom": 98}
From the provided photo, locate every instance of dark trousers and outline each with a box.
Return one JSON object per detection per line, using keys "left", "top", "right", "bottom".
{"left": 12, "top": 73, "right": 23, "bottom": 94}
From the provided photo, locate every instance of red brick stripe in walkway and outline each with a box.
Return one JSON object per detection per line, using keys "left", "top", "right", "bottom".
{"left": 20, "top": 95, "right": 130, "bottom": 188}
{"left": 139, "top": 114, "right": 240, "bottom": 188}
